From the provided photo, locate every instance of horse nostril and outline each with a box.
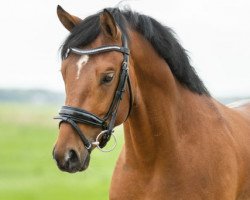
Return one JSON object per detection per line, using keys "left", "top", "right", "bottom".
{"left": 53, "top": 148, "right": 82, "bottom": 172}
{"left": 68, "top": 149, "right": 79, "bottom": 163}
{"left": 64, "top": 149, "right": 81, "bottom": 172}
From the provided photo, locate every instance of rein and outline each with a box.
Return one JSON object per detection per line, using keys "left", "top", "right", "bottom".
{"left": 54, "top": 34, "right": 132, "bottom": 152}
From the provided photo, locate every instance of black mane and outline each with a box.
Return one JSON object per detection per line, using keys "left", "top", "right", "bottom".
{"left": 61, "top": 8, "right": 210, "bottom": 96}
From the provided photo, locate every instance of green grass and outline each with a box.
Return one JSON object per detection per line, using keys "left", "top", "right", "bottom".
{"left": 0, "top": 103, "right": 124, "bottom": 200}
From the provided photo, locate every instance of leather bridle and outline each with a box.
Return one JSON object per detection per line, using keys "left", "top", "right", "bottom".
{"left": 54, "top": 34, "right": 132, "bottom": 152}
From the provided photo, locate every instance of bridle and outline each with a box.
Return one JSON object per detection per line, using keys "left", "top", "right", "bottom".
{"left": 54, "top": 33, "right": 133, "bottom": 152}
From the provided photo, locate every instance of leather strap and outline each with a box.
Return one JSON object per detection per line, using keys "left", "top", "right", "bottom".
{"left": 64, "top": 45, "right": 129, "bottom": 59}
{"left": 55, "top": 116, "right": 92, "bottom": 151}
{"left": 125, "top": 75, "right": 133, "bottom": 121}
{"left": 58, "top": 106, "right": 106, "bottom": 128}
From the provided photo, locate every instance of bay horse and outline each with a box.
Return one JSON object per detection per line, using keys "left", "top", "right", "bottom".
{"left": 53, "top": 5, "right": 250, "bottom": 200}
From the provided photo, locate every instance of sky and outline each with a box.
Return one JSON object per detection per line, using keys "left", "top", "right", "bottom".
{"left": 0, "top": 0, "right": 249, "bottom": 97}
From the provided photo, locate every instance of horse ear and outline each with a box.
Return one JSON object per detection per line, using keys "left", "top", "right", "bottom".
{"left": 57, "top": 5, "right": 82, "bottom": 32}
{"left": 100, "top": 9, "right": 121, "bottom": 40}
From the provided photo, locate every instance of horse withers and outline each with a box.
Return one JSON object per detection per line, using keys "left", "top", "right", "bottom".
{"left": 53, "top": 5, "right": 250, "bottom": 200}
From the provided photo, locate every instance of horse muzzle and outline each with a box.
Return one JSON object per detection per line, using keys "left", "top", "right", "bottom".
{"left": 53, "top": 147, "right": 90, "bottom": 173}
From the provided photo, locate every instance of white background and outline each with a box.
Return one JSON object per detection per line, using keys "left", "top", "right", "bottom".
{"left": 0, "top": 0, "right": 249, "bottom": 97}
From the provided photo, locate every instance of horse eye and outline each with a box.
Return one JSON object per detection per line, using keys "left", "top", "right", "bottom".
{"left": 101, "top": 73, "right": 114, "bottom": 84}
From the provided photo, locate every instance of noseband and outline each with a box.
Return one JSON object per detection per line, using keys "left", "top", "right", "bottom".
{"left": 54, "top": 34, "right": 132, "bottom": 152}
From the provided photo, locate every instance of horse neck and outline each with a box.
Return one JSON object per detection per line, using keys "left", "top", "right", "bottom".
{"left": 123, "top": 31, "right": 217, "bottom": 168}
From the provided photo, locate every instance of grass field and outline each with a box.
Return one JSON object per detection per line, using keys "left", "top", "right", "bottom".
{"left": 0, "top": 103, "right": 123, "bottom": 200}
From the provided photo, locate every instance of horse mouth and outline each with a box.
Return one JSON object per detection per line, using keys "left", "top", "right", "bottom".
{"left": 79, "top": 153, "right": 90, "bottom": 172}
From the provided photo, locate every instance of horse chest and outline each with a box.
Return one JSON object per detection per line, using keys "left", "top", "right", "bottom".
{"left": 110, "top": 145, "right": 241, "bottom": 200}
{"left": 110, "top": 167, "right": 204, "bottom": 200}
{"left": 110, "top": 159, "right": 200, "bottom": 200}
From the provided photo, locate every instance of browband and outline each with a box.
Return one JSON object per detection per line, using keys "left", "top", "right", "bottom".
{"left": 64, "top": 45, "right": 130, "bottom": 59}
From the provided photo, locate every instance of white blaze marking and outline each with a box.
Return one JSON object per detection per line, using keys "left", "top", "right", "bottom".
{"left": 76, "top": 55, "right": 89, "bottom": 79}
